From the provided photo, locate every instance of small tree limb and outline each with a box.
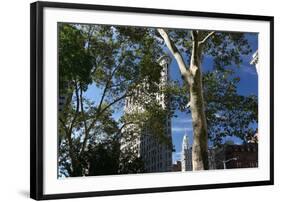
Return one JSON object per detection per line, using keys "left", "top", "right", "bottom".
{"left": 199, "top": 31, "right": 215, "bottom": 45}
{"left": 87, "top": 92, "right": 133, "bottom": 132}
{"left": 186, "top": 101, "right": 191, "bottom": 109}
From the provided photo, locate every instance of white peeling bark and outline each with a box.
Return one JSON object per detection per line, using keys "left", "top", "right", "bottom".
{"left": 158, "top": 29, "right": 209, "bottom": 170}
{"left": 190, "top": 31, "right": 209, "bottom": 170}
{"left": 157, "top": 28, "right": 193, "bottom": 84}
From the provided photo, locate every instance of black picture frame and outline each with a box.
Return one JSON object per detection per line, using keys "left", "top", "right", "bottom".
{"left": 30, "top": 1, "right": 274, "bottom": 200}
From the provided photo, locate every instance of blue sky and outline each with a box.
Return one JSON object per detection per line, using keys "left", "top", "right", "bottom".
{"left": 84, "top": 32, "right": 258, "bottom": 163}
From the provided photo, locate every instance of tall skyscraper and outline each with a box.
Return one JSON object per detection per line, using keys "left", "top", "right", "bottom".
{"left": 181, "top": 131, "right": 216, "bottom": 171}
{"left": 120, "top": 55, "right": 172, "bottom": 173}
{"left": 181, "top": 133, "right": 192, "bottom": 171}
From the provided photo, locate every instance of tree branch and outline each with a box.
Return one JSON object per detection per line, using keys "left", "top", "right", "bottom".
{"left": 87, "top": 93, "right": 132, "bottom": 132}
{"left": 84, "top": 55, "right": 131, "bottom": 146}
{"left": 199, "top": 31, "right": 215, "bottom": 45}
{"left": 190, "top": 30, "right": 195, "bottom": 41}
{"left": 86, "top": 26, "right": 94, "bottom": 52}
{"left": 80, "top": 61, "right": 124, "bottom": 154}
{"left": 99, "top": 93, "right": 131, "bottom": 118}
{"left": 186, "top": 101, "right": 191, "bottom": 109}
{"left": 59, "top": 117, "right": 69, "bottom": 136}
{"left": 79, "top": 88, "right": 90, "bottom": 155}
{"left": 116, "top": 121, "right": 135, "bottom": 136}
{"left": 68, "top": 81, "right": 80, "bottom": 136}
{"left": 95, "top": 61, "right": 123, "bottom": 115}
{"left": 157, "top": 28, "right": 193, "bottom": 84}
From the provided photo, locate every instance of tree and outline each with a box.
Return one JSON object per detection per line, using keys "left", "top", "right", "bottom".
{"left": 119, "top": 145, "right": 145, "bottom": 174}
{"left": 203, "top": 69, "right": 258, "bottom": 146}
{"left": 157, "top": 29, "right": 251, "bottom": 170}
{"left": 58, "top": 23, "right": 94, "bottom": 176}
{"left": 58, "top": 24, "right": 168, "bottom": 177}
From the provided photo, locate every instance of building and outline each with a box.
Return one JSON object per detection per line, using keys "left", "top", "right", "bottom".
{"left": 215, "top": 143, "right": 258, "bottom": 169}
{"left": 180, "top": 131, "right": 258, "bottom": 170}
{"left": 181, "top": 134, "right": 193, "bottom": 171}
{"left": 120, "top": 55, "right": 173, "bottom": 173}
{"left": 172, "top": 161, "right": 182, "bottom": 172}
{"left": 181, "top": 133, "right": 216, "bottom": 171}
{"left": 250, "top": 50, "right": 259, "bottom": 75}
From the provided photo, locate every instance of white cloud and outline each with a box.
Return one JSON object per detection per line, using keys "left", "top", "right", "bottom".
{"left": 172, "top": 127, "right": 193, "bottom": 133}
{"left": 173, "top": 118, "right": 193, "bottom": 124}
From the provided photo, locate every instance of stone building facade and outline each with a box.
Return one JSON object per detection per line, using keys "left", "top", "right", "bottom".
{"left": 120, "top": 56, "right": 173, "bottom": 173}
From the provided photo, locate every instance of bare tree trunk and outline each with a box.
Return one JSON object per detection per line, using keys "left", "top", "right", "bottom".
{"left": 189, "top": 33, "right": 209, "bottom": 170}
{"left": 158, "top": 29, "right": 209, "bottom": 170}
{"left": 189, "top": 70, "right": 209, "bottom": 170}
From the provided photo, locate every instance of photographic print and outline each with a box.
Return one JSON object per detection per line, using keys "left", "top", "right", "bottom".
{"left": 30, "top": 1, "right": 273, "bottom": 200}
{"left": 58, "top": 23, "right": 259, "bottom": 177}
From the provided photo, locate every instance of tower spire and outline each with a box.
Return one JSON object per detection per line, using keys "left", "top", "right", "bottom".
{"left": 182, "top": 130, "right": 189, "bottom": 150}
{"left": 181, "top": 128, "right": 192, "bottom": 171}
